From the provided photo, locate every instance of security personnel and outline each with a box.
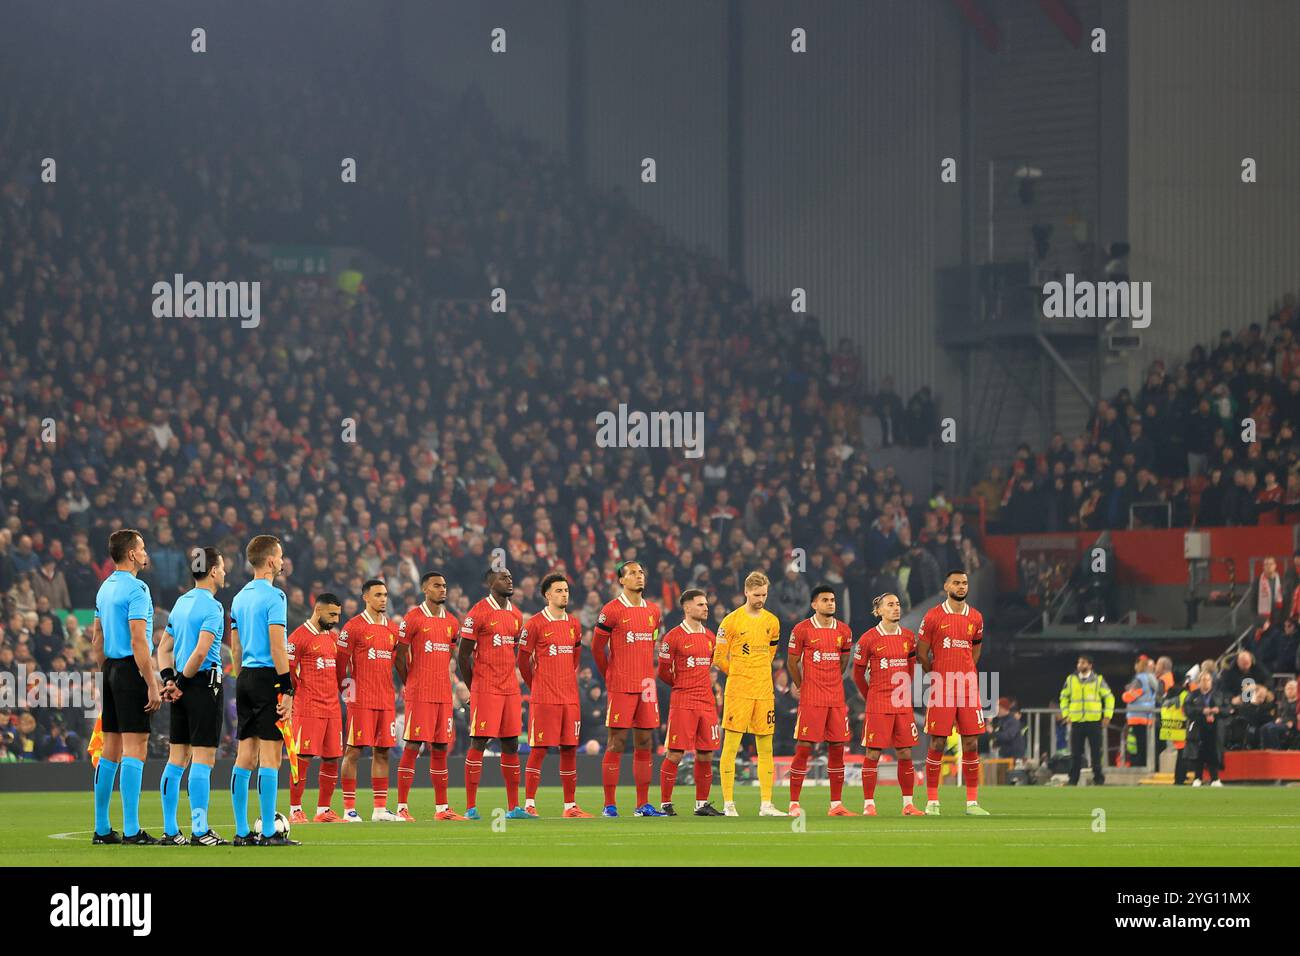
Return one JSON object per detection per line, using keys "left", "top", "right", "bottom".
{"left": 1160, "top": 669, "right": 1191, "bottom": 785}
{"left": 1120, "top": 655, "right": 1158, "bottom": 768}
{"left": 1059, "top": 654, "right": 1114, "bottom": 785}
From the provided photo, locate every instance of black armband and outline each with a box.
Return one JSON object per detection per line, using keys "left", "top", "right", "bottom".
{"left": 274, "top": 672, "right": 294, "bottom": 696}
{"left": 160, "top": 668, "right": 178, "bottom": 685}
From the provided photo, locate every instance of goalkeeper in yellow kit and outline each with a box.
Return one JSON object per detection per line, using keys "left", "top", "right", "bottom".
{"left": 713, "top": 571, "right": 786, "bottom": 816}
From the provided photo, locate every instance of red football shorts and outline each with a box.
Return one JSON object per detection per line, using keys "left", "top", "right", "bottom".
{"left": 293, "top": 712, "right": 343, "bottom": 758}
{"left": 403, "top": 700, "right": 455, "bottom": 745}
{"left": 605, "top": 690, "right": 660, "bottom": 729}
{"left": 863, "top": 711, "right": 919, "bottom": 750}
{"left": 925, "top": 705, "right": 987, "bottom": 737}
{"left": 528, "top": 702, "right": 580, "bottom": 747}
{"left": 666, "top": 706, "right": 720, "bottom": 751}
{"left": 795, "top": 703, "right": 851, "bottom": 743}
{"left": 469, "top": 690, "right": 522, "bottom": 739}
{"left": 346, "top": 706, "right": 396, "bottom": 749}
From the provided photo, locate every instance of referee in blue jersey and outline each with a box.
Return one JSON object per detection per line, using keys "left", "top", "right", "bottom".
{"left": 229, "top": 534, "right": 299, "bottom": 846}
{"left": 156, "top": 547, "right": 229, "bottom": 846}
{"left": 90, "top": 529, "right": 163, "bottom": 845}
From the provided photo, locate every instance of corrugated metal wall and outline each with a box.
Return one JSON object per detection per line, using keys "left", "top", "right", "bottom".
{"left": 583, "top": 1, "right": 730, "bottom": 264}
{"left": 397, "top": 0, "right": 569, "bottom": 157}
{"left": 968, "top": 0, "right": 1108, "bottom": 273}
{"left": 1128, "top": 0, "right": 1300, "bottom": 364}
{"left": 742, "top": 0, "right": 963, "bottom": 397}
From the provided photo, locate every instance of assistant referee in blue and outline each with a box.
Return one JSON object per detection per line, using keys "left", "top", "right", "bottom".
{"left": 229, "top": 534, "right": 299, "bottom": 845}
{"left": 91, "top": 528, "right": 163, "bottom": 845}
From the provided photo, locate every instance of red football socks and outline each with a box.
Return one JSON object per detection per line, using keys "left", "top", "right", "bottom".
{"left": 290, "top": 756, "right": 309, "bottom": 806}
{"left": 695, "top": 757, "right": 713, "bottom": 802}
{"left": 341, "top": 774, "right": 357, "bottom": 812}
{"left": 602, "top": 749, "right": 620, "bottom": 806}
{"left": 372, "top": 767, "right": 388, "bottom": 809}
{"left": 827, "top": 744, "right": 845, "bottom": 803}
{"left": 962, "top": 752, "right": 980, "bottom": 802}
{"left": 429, "top": 749, "right": 448, "bottom": 806}
{"left": 634, "top": 748, "right": 652, "bottom": 806}
{"left": 525, "top": 747, "right": 546, "bottom": 802}
{"left": 789, "top": 744, "right": 812, "bottom": 802}
{"left": 861, "top": 753, "right": 880, "bottom": 800}
{"left": 925, "top": 748, "right": 945, "bottom": 801}
{"left": 501, "top": 752, "right": 521, "bottom": 809}
{"left": 318, "top": 758, "right": 338, "bottom": 809}
{"left": 559, "top": 747, "right": 577, "bottom": 804}
{"left": 660, "top": 758, "right": 678, "bottom": 804}
{"left": 397, "top": 748, "right": 418, "bottom": 805}
{"left": 464, "top": 747, "right": 484, "bottom": 810}
{"left": 897, "top": 758, "right": 915, "bottom": 798}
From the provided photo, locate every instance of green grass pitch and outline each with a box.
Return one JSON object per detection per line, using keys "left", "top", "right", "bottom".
{"left": 2, "top": 786, "right": 1296, "bottom": 867}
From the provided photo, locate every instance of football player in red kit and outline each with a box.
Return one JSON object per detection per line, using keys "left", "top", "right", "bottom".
{"left": 786, "top": 584, "right": 855, "bottom": 816}
{"left": 657, "top": 588, "right": 723, "bottom": 816}
{"left": 852, "top": 592, "right": 924, "bottom": 816}
{"left": 395, "top": 571, "right": 467, "bottom": 821}
{"left": 338, "top": 580, "right": 401, "bottom": 822}
{"left": 286, "top": 593, "right": 345, "bottom": 824}
{"left": 456, "top": 568, "right": 527, "bottom": 820}
{"left": 591, "top": 560, "right": 664, "bottom": 817}
{"left": 518, "top": 573, "right": 592, "bottom": 818}
{"left": 917, "top": 570, "right": 990, "bottom": 816}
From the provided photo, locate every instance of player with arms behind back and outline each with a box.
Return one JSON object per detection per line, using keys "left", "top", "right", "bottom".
{"left": 457, "top": 568, "right": 528, "bottom": 820}
{"left": 917, "top": 570, "right": 990, "bottom": 816}
{"left": 518, "top": 573, "right": 591, "bottom": 817}
{"left": 592, "top": 560, "right": 665, "bottom": 817}
{"left": 714, "top": 571, "right": 785, "bottom": 817}
{"left": 285, "top": 593, "right": 345, "bottom": 824}
{"left": 852, "top": 592, "right": 924, "bottom": 816}
{"left": 657, "top": 588, "right": 723, "bottom": 816}
{"left": 786, "top": 584, "right": 856, "bottom": 817}
{"left": 395, "top": 571, "right": 467, "bottom": 821}
{"left": 338, "top": 579, "right": 401, "bottom": 822}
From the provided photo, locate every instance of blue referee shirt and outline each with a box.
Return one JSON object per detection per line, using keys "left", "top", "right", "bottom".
{"left": 167, "top": 587, "right": 225, "bottom": 673}
{"left": 95, "top": 570, "right": 155, "bottom": 659}
{"left": 230, "top": 578, "right": 287, "bottom": 669}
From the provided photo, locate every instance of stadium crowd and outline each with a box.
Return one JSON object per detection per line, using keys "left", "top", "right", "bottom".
{"left": 0, "top": 58, "right": 964, "bottom": 762}
{"left": 975, "top": 304, "right": 1300, "bottom": 534}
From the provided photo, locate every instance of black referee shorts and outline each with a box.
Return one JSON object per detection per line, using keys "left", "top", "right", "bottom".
{"left": 102, "top": 657, "right": 152, "bottom": 735}
{"left": 169, "top": 670, "right": 225, "bottom": 748}
{"left": 236, "top": 667, "right": 282, "bottom": 742}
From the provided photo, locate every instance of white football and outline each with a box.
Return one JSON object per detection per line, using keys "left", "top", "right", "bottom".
{"left": 259, "top": 811, "right": 290, "bottom": 838}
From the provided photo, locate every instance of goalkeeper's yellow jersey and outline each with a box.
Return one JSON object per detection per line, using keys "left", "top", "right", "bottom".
{"left": 713, "top": 606, "right": 781, "bottom": 700}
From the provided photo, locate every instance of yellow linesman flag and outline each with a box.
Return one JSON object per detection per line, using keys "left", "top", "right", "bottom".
{"left": 278, "top": 699, "right": 299, "bottom": 785}
{"left": 87, "top": 716, "right": 104, "bottom": 769}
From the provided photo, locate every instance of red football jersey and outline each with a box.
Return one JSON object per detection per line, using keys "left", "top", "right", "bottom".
{"left": 918, "top": 600, "right": 984, "bottom": 677}
{"left": 659, "top": 623, "right": 717, "bottom": 710}
{"left": 398, "top": 602, "right": 459, "bottom": 704}
{"left": 287, "top": 620, "right": 343, "bottom": 718}
{"left": 854, "top": 624, "right": 917, "bottom": 715}
{"left": 337, "top": 611, "right": 398, "bottom": 709}
{"left": 519, "top": 609, "right": 582, "bottom": 705}
{"left": 460, "top": 595, "right": 524, "bottom": 696}
{"left": 787, "top": 616, "right": 853, "bottom": 707}
{"left": 596, "top": 594, "right": 662, "bottom": 694}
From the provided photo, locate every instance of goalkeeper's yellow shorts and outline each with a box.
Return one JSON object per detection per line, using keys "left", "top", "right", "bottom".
{"left": 721, "top": 697, "right": 775, "bottom": 735}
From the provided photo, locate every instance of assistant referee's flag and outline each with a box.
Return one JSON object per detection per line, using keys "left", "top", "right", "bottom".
{"left": 278, "top": 701, "right": 299, "bottom": 785}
